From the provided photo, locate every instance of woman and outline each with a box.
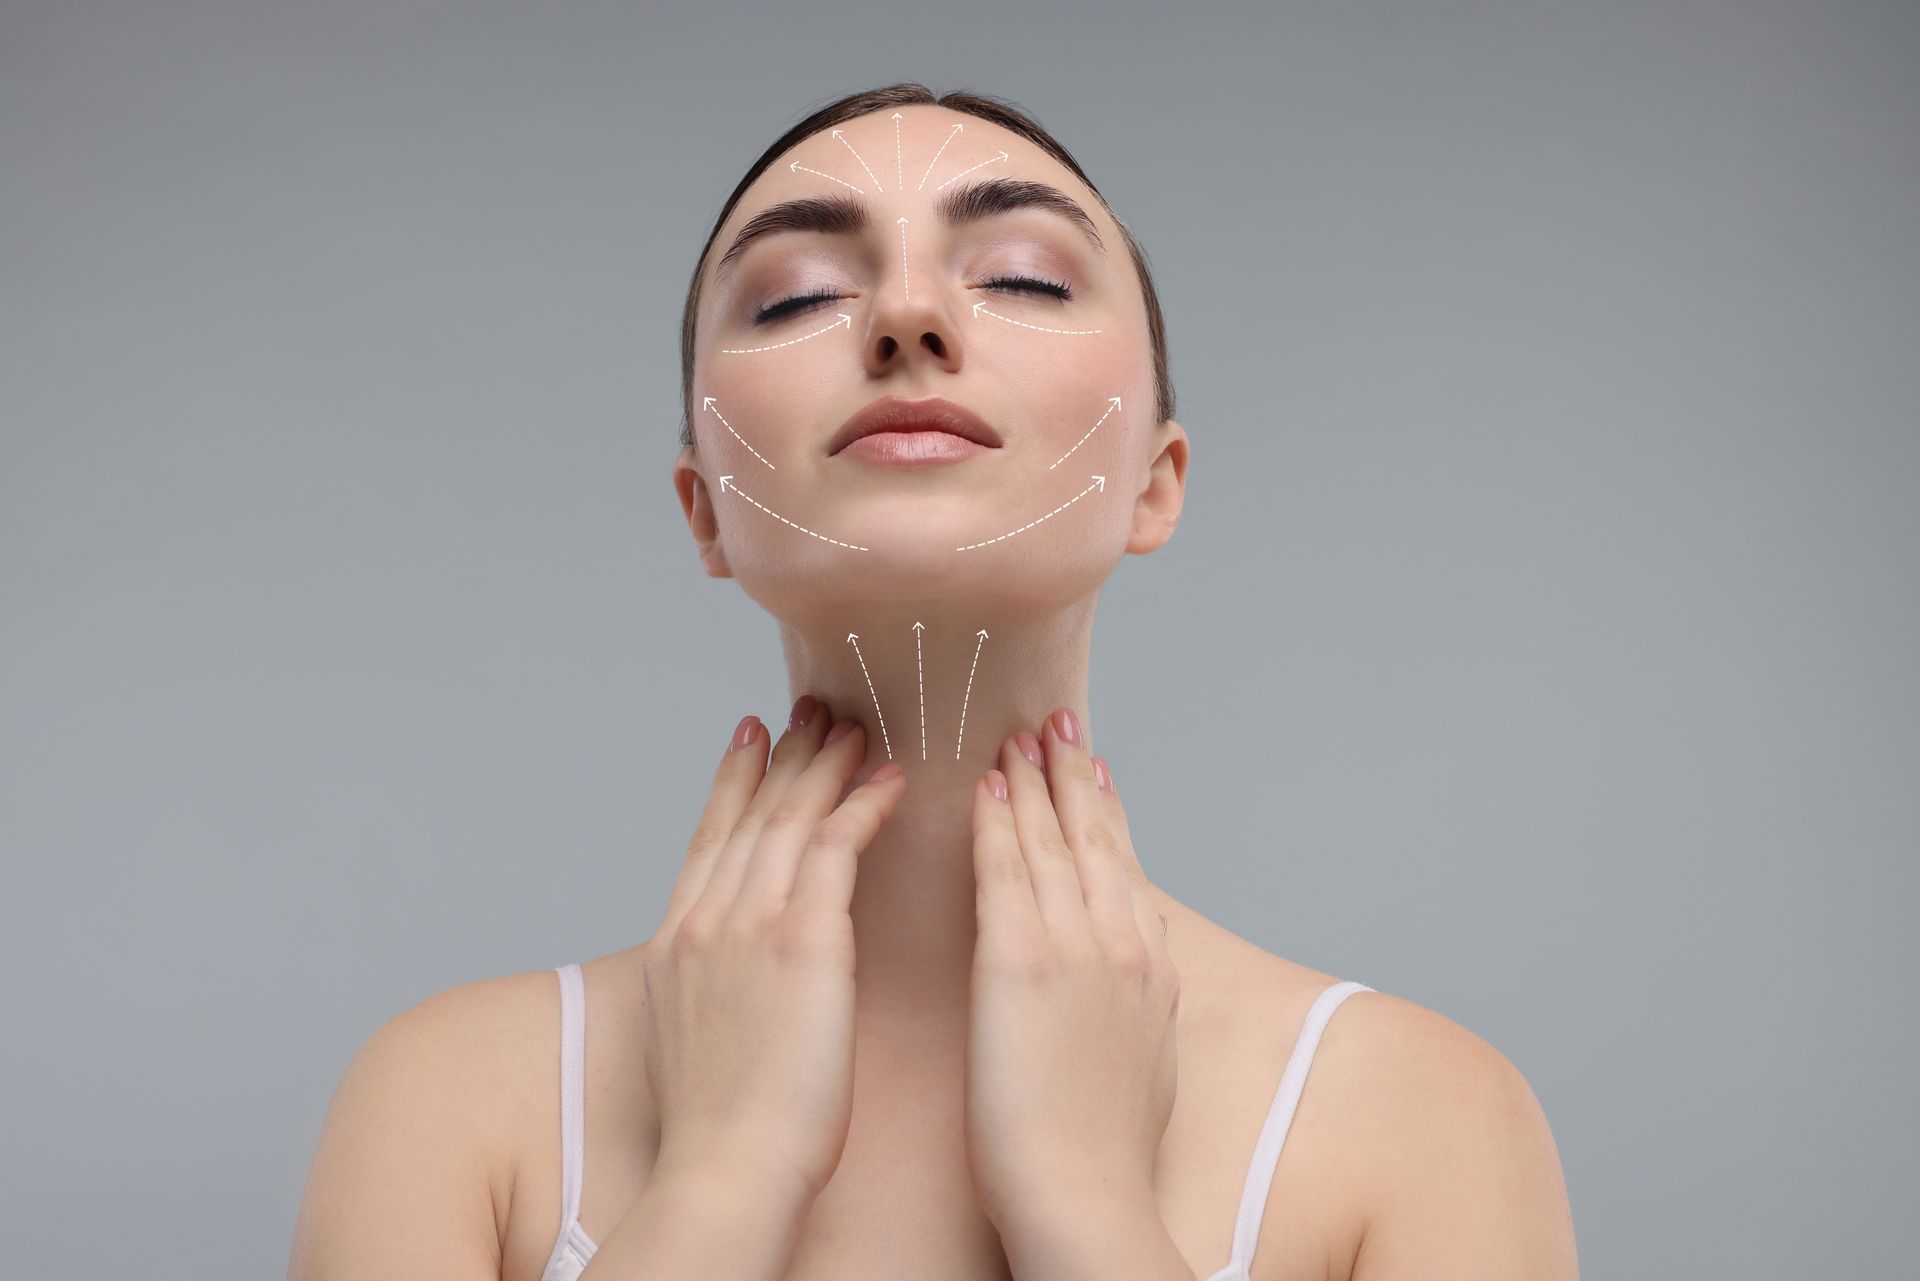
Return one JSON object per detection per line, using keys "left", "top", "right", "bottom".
{"left": 290, "top": 84, "right": 1579, "bottom": 1281}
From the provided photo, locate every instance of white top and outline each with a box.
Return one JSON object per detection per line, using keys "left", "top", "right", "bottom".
{"left": 536, "top": 961, "right": 1375, "bottom": 1281}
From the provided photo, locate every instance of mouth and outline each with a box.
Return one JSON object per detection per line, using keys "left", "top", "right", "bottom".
{"left": 828, "top": 396, "right": 1005, "bottom": 457}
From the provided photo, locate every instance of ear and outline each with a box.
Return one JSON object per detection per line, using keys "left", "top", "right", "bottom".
{"left": 1125, "top": 417, "right": 1188, "bottom": 555}
{"left": 672, "top": 446, "right": 736, "bottom": 579}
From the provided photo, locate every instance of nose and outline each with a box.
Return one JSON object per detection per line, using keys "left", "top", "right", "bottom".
{"left": 859, "top": 222, "right": 964, "bottom": 377}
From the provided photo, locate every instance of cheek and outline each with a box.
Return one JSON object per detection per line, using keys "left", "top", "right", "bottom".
{"left": 695, "top": 355, "right": 845, "bottom": 464}
{"left": 1017, "top": 335, "right": 1143, "bottom": 463}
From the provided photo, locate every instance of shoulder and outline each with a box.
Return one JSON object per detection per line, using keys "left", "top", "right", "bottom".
{"left": 1301, "top": 984, "right": 1581, "bottom": 1281}
{"left": 348, "top": 966, "right": 562, "bottom": 1147}
{"left": 1180, "top": 922, "right": 1576, "bottom": 1281}
{"left": 290, "top": 967, "right": 561, "bottom": 1277}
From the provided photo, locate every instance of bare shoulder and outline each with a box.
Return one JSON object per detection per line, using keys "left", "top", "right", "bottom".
{"left": 1297, "top": 981, "right": 1581, "bottom": 1281}
{"left": 1172, "top": 916, "right": 1575, "bottom": 1281}
{"left": 289, "top": 967, "right": 560, "bottom": 1280}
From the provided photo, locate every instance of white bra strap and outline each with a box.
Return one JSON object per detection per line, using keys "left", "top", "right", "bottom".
{"left": 1223, "top": 979, "right": 1376, "bottom": 1274}
{"left": 555, "top": 963, "right": 587, "bottom": 1228}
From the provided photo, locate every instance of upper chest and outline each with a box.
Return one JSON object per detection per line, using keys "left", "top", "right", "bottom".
{"left": 497, "top": 961, "right": 1365, "bottom": 1281}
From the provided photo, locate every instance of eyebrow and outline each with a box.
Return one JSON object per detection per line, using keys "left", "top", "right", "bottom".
{"left": 712, "top": 177, "right": 1107, "bottom": 281}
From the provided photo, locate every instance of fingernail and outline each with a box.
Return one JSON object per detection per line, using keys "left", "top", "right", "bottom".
{"left": 825, "top": 719, "right": 855, "bottom": 745}
{"left": 1051, "top": 707, "right": 1083, "bottom": 748}
{"left": 1016, "top": 731, "right": 1045, "bottom": 770}
{"left": 987, "top": 769, "right": 1009, "bottom": 802}
{"left": 871, "top": 761, "right": 902, "bottom": 782}
{"left": 730, "top": 715, "right": 760, "bottom": 752}
{"left": 1092, "top": 756, "right": 1112, "bottom": 793}
{"left": 789, "top": 693, "right": 818, "bottom": 731}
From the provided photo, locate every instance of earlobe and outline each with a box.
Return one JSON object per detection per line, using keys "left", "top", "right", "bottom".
{"left": 1125, "top": 418, "right": 1188, "bottom": 555}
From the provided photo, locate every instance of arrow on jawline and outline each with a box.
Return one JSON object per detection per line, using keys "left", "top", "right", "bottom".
{"left": 717, "top": 475, "right": 869, "bottom": 551}
{"left": 955, "top": 476, "right": 1106, "bottom": 551}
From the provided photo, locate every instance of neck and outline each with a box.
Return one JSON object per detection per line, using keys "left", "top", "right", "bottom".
{"left": 778, "top": 591, "right": 1095, "bottom": 1018}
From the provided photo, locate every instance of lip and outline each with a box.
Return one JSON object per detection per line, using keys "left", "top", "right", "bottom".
{"left": 828, "top": 395, "right": 1005, "bottom": 457}
{"left": 838, "top": 430, "right": 993, "bottom": 466}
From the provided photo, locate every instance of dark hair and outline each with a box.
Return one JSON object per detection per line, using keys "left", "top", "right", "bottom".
{"left": 678, "top": 83, "right": 1175, "bottom": 453}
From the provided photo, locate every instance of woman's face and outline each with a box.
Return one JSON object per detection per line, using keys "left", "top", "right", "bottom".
{"left": 677, "top": 105, "right": 1180, "bottom": 623}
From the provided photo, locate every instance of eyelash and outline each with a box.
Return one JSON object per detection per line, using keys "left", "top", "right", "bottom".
{"left": 752, "top": 273, "right": 1073, "bottom": 324}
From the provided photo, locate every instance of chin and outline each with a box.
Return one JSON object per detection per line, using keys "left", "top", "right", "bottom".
{"left": 735, "top": 548, "right": 1103, "bottom": 628}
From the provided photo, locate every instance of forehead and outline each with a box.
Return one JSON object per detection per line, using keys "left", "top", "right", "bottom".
{"left": 709, "top": 105, "right": 1112, "bottom": 277}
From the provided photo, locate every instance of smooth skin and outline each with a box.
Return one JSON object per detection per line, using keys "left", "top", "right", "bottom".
{"left": 288, "top": 696, "right": 1580, "bottom": 1280}
{"left": 289, "top": 99, "right": 1581, "bottom": 1280}
{"left": 592, "top": 699, "right": 1182, "bottom": 1278}
{"left": 965, "top": 714, "right": 1177, "bottom": 1233}
{"left": 642, "top": 706, "right": 896, "bottom": 1210}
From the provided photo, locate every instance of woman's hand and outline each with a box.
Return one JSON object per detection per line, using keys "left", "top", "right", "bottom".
{"left": 963, "top": 706, "right": 1180, "bottom": 1234}
{"left": 639, "top": 696, "right": 907, "bottom": 1214}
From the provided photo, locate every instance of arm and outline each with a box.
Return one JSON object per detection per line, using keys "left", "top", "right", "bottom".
{"left": 996, "top": 1186, "right": 1196, "bottom": 1281}
{"left": 287, "top": 982, "right": 513, "bottom": 1281}
{"left": 1349, "top": 1015, "right": 1581, "bottom": 1281}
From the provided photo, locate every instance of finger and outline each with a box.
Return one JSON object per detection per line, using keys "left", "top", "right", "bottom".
{"left": 1041, "top": 709, "right": 1136, "bottom": 938}
{"left": 735, "top": 719, "right": 874, "bottom": 914}
{"left": 969, "top": 766, "right": 1043, "bottom": 943}
{"left": 701, "top": 694, "right": 834, "bottom": 908}
{"left": 786, "top": 751, "right": 908, "bottom": 919}
{"left": 1001, "top": 730, "right": 1090, "bottom": 939}
{"left": 663, "top": 713, "right": 769, "bottom": 927}
{"left": 1090, "top": 754, "right": 1171, "bottom": 967}
{"left": 1083, "top": 750, "right": 1146, "bottom": 881}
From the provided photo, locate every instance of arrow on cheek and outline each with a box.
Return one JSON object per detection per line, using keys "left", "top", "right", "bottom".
{"left": 972, "top": 300, "right": 1102, "bottom": 336}
{"left": 720, "top": 313, "right": 853, "bottom": 355}
{"left": 702, "top": 397, "right": 777, "bottom": 470}
{"left": 1048, "top": 397, "right": 1123, "bottom": 471}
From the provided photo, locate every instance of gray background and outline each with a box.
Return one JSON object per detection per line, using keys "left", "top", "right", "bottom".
{"left": 2, "top": 2, "right": 1914, "bottom": 1276}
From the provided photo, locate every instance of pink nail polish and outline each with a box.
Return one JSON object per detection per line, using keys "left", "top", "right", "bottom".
{"left": 730, "top": 715, "right": 759, "bottom": 752}
{"left": 1016, "top": 731, "right": 1045, "bottom": 770}
{"left": 1052, "top": 707, "right": 1082, "bottom": 748}
{"left": 1092, "top": 757, "right": 1112, "bottom": 793}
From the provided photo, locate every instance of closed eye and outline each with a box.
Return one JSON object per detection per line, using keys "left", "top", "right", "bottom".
{"left": 978, "top": 273, "right": 1073, "bottom": 301}
{"left": 752, "top": 289, "right": 844, "bottom": 325}
{"left": 752, "top": 273, "right": 1073, "bottom": 325}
